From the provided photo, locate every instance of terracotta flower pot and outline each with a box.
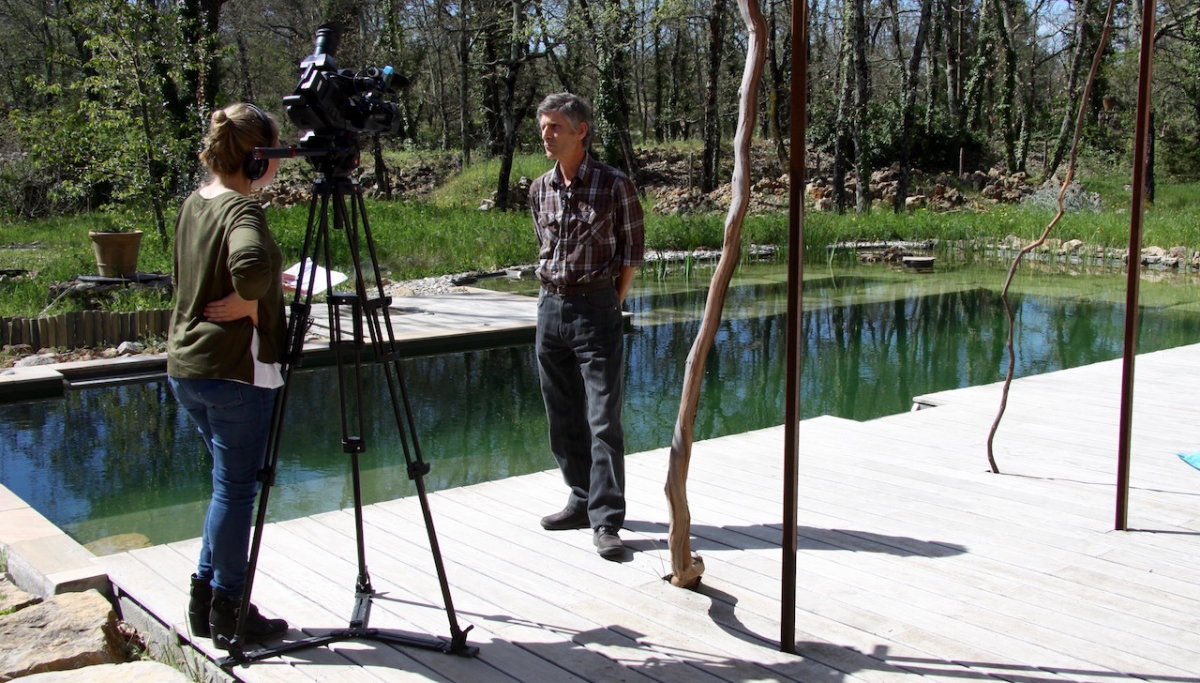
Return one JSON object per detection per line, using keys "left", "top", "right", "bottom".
{"left": 88, "top": 230, "right": 144, "bottom": 278}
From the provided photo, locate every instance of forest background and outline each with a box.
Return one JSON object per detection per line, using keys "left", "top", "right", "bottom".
{"left": 1, "top": 0, "right": 1200, "bottom": 321}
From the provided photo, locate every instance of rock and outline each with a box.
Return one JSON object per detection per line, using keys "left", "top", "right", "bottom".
{"left": 0, "top": 590, "right": 123, "bottom": 680}
{"left": 1142, "top": 245, "right": 1167, "bottom": 258}
{"left": 18, "top": 661, "right": 193, "bottom": 683}
{"left": 1168, "top": 246, "right": 1189, "bottom": 259}
{"left": 1063, "top": 239, "right": 1084, "bottom": 253}
{"left": 13, "top": 355, "right": 57, "bottom": 367}
{"left": 83, "top": 533, "right": 152, "bottom": 556}
{"left": 115, "top": 342, "right": 142, "bottom": 356}
{"left": 0, "top": 577, "right": 40, "bottom": 613}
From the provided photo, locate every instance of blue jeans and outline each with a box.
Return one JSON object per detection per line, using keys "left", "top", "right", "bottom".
{"left": 535, "top": 287, "right": 626, "bottom": 530}
{"left": 169, "top": 377, "right": 278, "bottom": 600}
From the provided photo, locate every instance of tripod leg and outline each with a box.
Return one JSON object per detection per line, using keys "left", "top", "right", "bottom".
{"left": 222, "top": 173, "right": 476, "bottom": 666}
{"left": 350, "top": 189, "right": 475, "bottom": 652}
{"left": 223, "top": 182, "right": 330, "bottom": 656}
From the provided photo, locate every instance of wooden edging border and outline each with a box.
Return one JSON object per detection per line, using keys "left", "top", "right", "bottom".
{"left": 1, "top": 309, "right": 172, "bottom": 350}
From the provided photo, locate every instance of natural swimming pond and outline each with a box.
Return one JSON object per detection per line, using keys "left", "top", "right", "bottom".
{"left": 3, "top": 258, "right": 1200, "bottom": 550}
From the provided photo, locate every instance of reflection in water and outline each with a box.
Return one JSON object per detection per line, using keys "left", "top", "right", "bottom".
{"left": 2, "top": 279, "right": 1198, "bottom": 547}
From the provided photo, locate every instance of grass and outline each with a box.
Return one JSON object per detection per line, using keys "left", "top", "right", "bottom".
{"left": 265, "top": 200, "right": 536, "bottom": 281}
{"left": 427, "top": 154, "right": 554, "bottom": 209}
{"left": 3, "top": 165, "right": 1200, "bottom": 320}
{"left": 0, "top": 214, "right": 173, "bottom": 317}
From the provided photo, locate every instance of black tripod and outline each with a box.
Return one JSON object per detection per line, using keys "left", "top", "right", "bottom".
{"left": 218, "top": 139, "right": 477, "bottom": 666}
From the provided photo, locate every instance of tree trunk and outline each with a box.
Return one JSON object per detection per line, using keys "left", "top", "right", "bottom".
{"left": 925, "top": 2, "right": 942, "bottom": 133}
{"left": 996, "top": 0, "right": 1019, "bottom": 174}
{"left": 1146, "top": 107, "right": 1156, "bottom": 203}
{"left": 833, "top": 0, "right": 855, "bottom": 213}
{"left": 666, "top": 0, "right": 766, "bottom": 590}
{"left": 962, "top": 0, "right": 996, "bottom": 132}
{"left": 235, "top": 33, "right": 255, "bottom": 102}
{"left": 1016, "top": 58, "right": 1034, "bottom": 172}
{"left": 1046, "top": 0, "right": 1092, "bottom": 181}
{"left": 851, "top": 0, "right": 870, "bottom": 213}
{"left": 700, "top": 0, "right": 727, "bottom": 193}
{"left": 611, "top": 44, "right": 640, "bottom": 179}
{"left": 495, "top": 0, "right": 525, "bottom": 210}
{"left": 582, "top": 0, "right": 639, "bottom": 177}
{"left": 459, "top": 0, "right": 472, "bottom": 168}
{"left": 894, "top": 0, "right": 934, "bottom": 213}
{"left": 373, "top": 135, "right": 392, "bottom": 199}
{"left": 766, "top": 0, "right": 788, "bottom": 168}
{"left": 482, "top": 21, "right": 502, "bottom": 157}
{"left": 943, "top": 0, "right": 962, "bottom": 127}
{"left": 653, "top": 0, "right": 665, "bottom": 141}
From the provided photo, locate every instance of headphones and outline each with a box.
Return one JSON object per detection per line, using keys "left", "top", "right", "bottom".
{"left": 243, "top": 104, "right": 274, "bottom": 182}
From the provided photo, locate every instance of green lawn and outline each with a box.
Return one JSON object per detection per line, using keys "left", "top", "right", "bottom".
{"left": 2, "top": 163, "right": 1199, "bottom": 319}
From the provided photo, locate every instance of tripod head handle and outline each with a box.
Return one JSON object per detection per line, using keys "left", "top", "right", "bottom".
{"left": 251, "top": 145, "right": 331, "bottom": 161}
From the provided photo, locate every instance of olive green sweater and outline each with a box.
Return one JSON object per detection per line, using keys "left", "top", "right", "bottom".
{"left": 167, "top": 191, "right": 286, "bottom": 383}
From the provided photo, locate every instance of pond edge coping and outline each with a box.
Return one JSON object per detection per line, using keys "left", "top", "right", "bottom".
{"left": 0, "top": 482, "right": 110, "bottom": 600}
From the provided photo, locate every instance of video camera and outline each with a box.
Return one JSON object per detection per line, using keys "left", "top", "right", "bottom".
{"left": 284, "top": 21, "right": 407, "bottom": 137}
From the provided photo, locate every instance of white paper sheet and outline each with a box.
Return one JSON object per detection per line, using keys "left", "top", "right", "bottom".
{"left": 283, "top": 259, "right": 348, "bottom": 296}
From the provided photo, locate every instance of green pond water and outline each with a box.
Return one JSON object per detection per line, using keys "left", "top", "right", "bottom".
{"left": 3, "top": 257, "right": 1199, "bottom": 550}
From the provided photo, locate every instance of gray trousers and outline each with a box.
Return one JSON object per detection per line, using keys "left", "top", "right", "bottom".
{"left": 535, "top": 287, "right": 626, "bottom": 531}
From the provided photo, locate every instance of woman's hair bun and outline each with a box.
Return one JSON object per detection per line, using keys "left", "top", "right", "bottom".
{"left": 211, "top": 109, "right": 229, "bottom": 125}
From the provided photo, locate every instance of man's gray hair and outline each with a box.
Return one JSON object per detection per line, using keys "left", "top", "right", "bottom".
{"left": 537, "top": 92, "right": 593, "bottom": 147}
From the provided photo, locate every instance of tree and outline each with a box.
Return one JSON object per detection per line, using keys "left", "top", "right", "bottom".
{"left": 489, "top": 0, "right": 542, "bottom": 210}
{"left": 892, "top": 0, "right": 935, "bottom": 211}
{"left": 582, "top": 0, "right": 640, "bottom": 177}
{"left": 12, "top": 0, "right": 204, "bottom": 242}
{"left": 832, "top": 0, "right": 870, "bottom": 213}
{"left": 699, "top": 0, "right": 727, "bottom": 193}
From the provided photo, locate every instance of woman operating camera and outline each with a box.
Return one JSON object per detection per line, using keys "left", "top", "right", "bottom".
{"left": 167, "top": 102, "right": 288, "bottom": 649}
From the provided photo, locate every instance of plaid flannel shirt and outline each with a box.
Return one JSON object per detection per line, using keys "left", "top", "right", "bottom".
{"left": 529, "top": 154, "right": 645, "bottom": 287}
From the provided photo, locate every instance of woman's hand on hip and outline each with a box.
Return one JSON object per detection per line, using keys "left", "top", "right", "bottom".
{"left": 204, "top": 291, "right": 259, "bottom": 326}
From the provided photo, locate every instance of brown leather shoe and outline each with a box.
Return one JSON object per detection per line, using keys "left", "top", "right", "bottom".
{"left": 540, "top": 507, "right": 590, "bottom": 530}
{"left": 594, "top": 526, "right": 624, "bottom": 560}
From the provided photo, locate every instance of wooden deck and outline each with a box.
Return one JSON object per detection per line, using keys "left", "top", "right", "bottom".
{"left": 297, "top": 286, "right": 542, "bottom": 359}
{"left": 96, "top": 344, "right": 1200, "bottom": 682}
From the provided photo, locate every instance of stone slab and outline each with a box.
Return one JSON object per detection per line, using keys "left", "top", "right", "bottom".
{"left": 0, "top": 365, "right": 65, "bottom": 401}
{"left": 17, "top": 661, "right": 194, "bottom": 683}
{"left": 0, "top": 484, "right": 108, "bottom": 600}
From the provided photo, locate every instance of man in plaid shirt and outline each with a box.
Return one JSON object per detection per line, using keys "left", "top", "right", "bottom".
{"left": 528, "top": 92, "right": 644, "bottom": 561}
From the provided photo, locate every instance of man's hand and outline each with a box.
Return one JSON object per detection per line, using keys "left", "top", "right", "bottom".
{"left": 205, "top": 291, "right": 258, "bottom": 326}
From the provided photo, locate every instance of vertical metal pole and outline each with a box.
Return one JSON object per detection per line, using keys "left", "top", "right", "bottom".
{"left": 1116, "top": 0, "right": 1156, "bottom": 531}
{"left": 782, "top": 0, "right": 808, "bottom": 654}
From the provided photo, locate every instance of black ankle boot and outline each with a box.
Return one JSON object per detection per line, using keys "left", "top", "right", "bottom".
{"left": 208, "top": 592, "right": 288, "bottom": 649}
{"left": 187, "top": 575, "right": 212, "bottom": 638}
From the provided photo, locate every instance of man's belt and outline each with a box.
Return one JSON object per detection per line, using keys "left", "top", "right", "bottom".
{"left": 540, "top": 278, "right": 615, "bottom": 296}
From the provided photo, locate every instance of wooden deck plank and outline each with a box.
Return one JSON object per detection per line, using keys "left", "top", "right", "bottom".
{"left": 93, "top": 344, "right": 1200, "bottom": 683}
{"left": 436, "top": 468, "right": 1027, "bottom": 681}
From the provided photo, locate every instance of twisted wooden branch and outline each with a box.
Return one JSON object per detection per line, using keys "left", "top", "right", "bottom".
{"left": 664, "top": 0, "right": 766, "bottom": 589}
{"left": 986, "top": 0, "right": 1119, "bottom": 474}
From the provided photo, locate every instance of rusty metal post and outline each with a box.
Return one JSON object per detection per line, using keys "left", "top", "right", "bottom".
{"left": 782, "top": 0, "right": 808, "bottom": 654}
{"left": 1116, "top": 0, "right": 1157, "bottom": 531}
